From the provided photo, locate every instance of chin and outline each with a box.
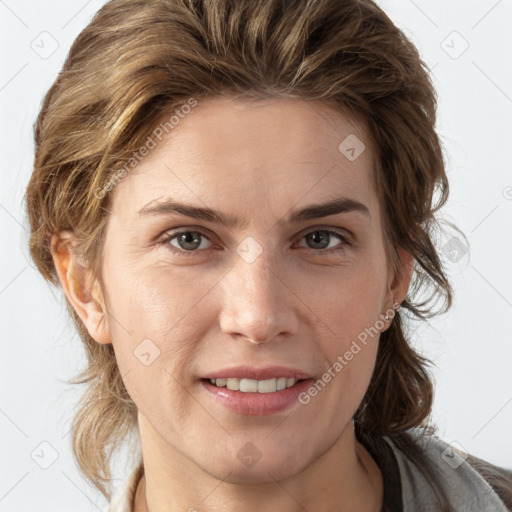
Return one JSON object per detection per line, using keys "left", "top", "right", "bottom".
{"left": 197, "top": 446, "right": 310, "bottom": 485}
{"left": 210, "top": 462, "right": 303, "bottom": 485}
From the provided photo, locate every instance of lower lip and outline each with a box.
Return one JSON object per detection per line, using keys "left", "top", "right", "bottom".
{"left": 200, "top": 378, "right": 315, "bottom": 416}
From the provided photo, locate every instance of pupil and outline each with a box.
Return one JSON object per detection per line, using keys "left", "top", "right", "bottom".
{"left": 308, "top": 231, "right": 329, "bottom": 249}
{"left": 180, "top": 232, "right": 200, "bottom": 250}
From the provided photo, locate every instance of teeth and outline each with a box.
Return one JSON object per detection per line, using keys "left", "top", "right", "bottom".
{"left": 276, "top": 377, "right": 287, "bottom": 390}
{"left": 209, "top": 377, "right": 299, "bottom": 393}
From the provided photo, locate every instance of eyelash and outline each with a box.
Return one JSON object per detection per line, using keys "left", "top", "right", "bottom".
{"left": 158, "top": 228, "right": 352, "bottom": 258}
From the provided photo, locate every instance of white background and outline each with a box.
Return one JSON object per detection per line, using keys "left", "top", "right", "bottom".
{"left": 1, "top": 0, "right": 511, "bottom": 510}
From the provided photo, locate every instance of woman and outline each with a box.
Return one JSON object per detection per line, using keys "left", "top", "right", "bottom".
{"left": 25, "top": 0, "right": 511, "bottom": 510}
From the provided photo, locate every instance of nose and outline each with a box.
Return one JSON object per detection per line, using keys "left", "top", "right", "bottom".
{"left": 218, "top": 249, "right": 298, "bottom": 345}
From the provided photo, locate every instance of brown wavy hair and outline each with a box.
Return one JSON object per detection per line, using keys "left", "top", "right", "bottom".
{"left": 26, "top": 0, "right": 508, "bottom": 509}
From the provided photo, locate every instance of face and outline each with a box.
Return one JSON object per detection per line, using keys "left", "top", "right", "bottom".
{"left": 90, "top": 97, "right": 402, "bottom": 483}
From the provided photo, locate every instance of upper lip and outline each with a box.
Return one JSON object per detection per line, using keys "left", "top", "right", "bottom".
{"left": 202, "top": 365, "right": 313, "bottom": 381}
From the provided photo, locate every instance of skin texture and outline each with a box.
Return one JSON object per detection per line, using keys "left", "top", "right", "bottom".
{"left": 52, "top": 97, "right": 413, "bottom": 512}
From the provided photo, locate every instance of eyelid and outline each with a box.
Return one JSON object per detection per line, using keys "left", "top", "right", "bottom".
{"left": 293, "top": 228, "right": 352, "bottom": 253}
{"left": 158, "top": 228, "right": 215, "bottom": 249}
{"left": 295, "top": 225, "right": 354, "bottom": 242}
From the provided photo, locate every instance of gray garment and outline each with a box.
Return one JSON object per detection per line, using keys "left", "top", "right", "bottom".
{"left": 384, "top": 428, "right": 509, "bottom": 511}
{"left": 105, "top": 429, "right": 509, "bottom": 511}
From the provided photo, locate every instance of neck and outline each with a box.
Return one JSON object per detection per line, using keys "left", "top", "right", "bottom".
{"left": 134, "top": 417, "right": 383, "bottom": 512}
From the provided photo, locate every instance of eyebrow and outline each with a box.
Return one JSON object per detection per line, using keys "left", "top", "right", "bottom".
{"left": 137, "top": 196, "right": 370, "bottom": 228}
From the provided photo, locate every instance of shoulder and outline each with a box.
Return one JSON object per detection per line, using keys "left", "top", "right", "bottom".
{"left": 384, "top": 427, "right": 511, "bottom": 512}
{"left": 105, "top": 463, "right": 144, "bottom": 512}
{"left": 465, "top": 452, "right": 512, "bottom": 510}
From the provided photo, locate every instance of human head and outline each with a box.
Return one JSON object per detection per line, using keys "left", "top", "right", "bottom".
{"left": 25, "top": 0, "right": 454, "bottom": 499}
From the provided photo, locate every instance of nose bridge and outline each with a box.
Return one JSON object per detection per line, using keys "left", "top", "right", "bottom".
{"left": 219, "top": 246, "right": 296, "bottom": 343}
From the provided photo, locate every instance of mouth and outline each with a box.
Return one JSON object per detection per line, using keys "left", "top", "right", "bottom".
{"left": 201, "top": 377, "right": 308, "bottom": 394}
{"left": 200, "top": 376, "right": 315, "bottom": 415}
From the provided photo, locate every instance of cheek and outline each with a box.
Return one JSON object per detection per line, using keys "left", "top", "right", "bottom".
{"left": 104, "top": 261, "right": 205, "bottom": 424}
{"left": 104, "top": 258, "right": 212, "bottom": 336}
{"left": 298, "top": 256, "right": 387, "bottom": 339}
{"left": 299, "top": 251, "right": 386, "bottom": 398}
{"left": 102, "top": 258, "right": 221, "bottom": 395}
{"left": 303, "top": 319, "right": 380, "bottom": 427}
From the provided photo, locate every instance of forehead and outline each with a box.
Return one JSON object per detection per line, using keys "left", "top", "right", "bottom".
{"left": 151, "top": 96, "right": 372, "bottom": 168}
{"left": 108, "top": 96, "right": 379, "bottom": 221}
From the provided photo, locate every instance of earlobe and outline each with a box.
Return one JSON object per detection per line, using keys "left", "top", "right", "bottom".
{"left": 379, "top": 247, "right": 413, "bottom": 333}
{"left": 51, "top": 232, "right": 112, "bottom": 345}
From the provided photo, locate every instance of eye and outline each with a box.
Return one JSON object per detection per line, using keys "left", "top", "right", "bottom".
{"left": 296, "top": 229, "right": 351, "bottom": 254}
{"left": 158, "top": 227, "right": 352, "bottom": 258}
{"left": 160, "top": 229, "right": 213, "bottom": 256}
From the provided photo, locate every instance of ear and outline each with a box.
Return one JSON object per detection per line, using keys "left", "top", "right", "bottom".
{"left": 50, "top": 232, "right": 112, "bottom": 345}
{"left": 386, "top": 245, "right": 414, "bottom": 308}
